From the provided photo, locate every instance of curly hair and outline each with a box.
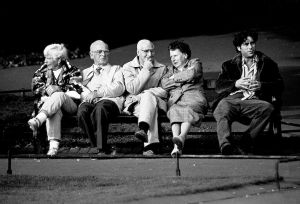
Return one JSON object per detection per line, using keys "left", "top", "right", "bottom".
{"left": 168, "top": 40, "right": 191, "bottom": 59}
{"left": 233, "top": 30, "right": 258, "bottom": 52}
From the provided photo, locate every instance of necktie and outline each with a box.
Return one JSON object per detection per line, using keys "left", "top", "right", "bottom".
{"left": 95, "top": 66, "right": 102, "bottom": 75}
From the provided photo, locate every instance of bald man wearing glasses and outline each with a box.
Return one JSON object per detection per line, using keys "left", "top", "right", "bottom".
{"left": 122, "top": 39, "right": 168, "bottom": 156}
{"left": 77, "top": 40, "right": 125, "bottom": 155}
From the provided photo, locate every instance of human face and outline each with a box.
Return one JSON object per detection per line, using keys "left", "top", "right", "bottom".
{"left": 44, "top": 53, "right": 59, "bottom": 70}
{"left": 170, "top": 49, "right": 188, "bottom": 69}
{"left": 90, "top": 43, "right": 109, "bottom": 66}
{"left": 137, "top": 42, "right": 155, "bottom": 65}
{"left": 237, "top": 36, "right": 256, "bottom": 58}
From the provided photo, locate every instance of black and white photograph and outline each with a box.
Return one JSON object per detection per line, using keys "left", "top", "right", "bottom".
{"left": 1, "top": 0, "right": 300, "bottom": 203}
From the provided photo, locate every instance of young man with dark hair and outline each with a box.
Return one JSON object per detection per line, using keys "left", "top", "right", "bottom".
{"left": 212, "top": 31, "right": 284, "bottom": 155}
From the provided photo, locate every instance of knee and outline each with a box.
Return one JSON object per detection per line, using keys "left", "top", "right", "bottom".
{"left": 77, "top": 107, "right": 87, "bottom": 118}
{"left": 51, "top": 92, "right": 66, "bottom": 101}
{"left": 77, "top": 103, "right": 91, "bottom": 118}
{"left": 263, "top": 102, "right": 274, "bottom": 115}
{"left": 140, "top": 91, "right": 157, "bottom": 105}
{"left": 213, "top": 100, "right": 231, "bottom": 119}
{"left": 141, "top": 91, "right": 155, "bottom": 99}
{"left": 94, "top": 102, "right": 106, "bottom": 115}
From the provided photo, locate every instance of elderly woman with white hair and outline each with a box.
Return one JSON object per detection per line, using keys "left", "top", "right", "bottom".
{"left": 28, "top": 43, "right": 82, "bottom": 156}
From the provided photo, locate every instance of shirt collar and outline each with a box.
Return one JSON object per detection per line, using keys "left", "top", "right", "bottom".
{"left": 242, "top": 55, "right": 258, "bottom": 66}
{"left": 93, "top": 63, "right": 110, "bottom": 72}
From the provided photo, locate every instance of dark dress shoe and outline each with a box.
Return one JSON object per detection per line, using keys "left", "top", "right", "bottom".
{"left": 134, "top": 129, "right": 148, "bottom": 143}
{"left": 221, "top": 143, "right": 235, "bottom": 155}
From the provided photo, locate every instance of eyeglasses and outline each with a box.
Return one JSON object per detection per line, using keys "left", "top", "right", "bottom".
{"left": 141, "top": 49, "right": 155, "bottom": 54}
{"left": 91, "top": 50, "right": 109, "bottom": 55}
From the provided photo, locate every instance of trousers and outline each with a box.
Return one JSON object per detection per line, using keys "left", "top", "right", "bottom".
{"left": 40, "top": 92, "right": 77, "bottom": 141}
{"left": 77, "top": 100, "right": 119, "bottom": 149}
{"left": 213, "top": 94, "right": 274, "bottom": 149}
{"left": 133, "top": 91, "right": 160, "bottom": 146}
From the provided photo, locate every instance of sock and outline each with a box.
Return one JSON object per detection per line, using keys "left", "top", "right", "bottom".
{"left": 49, "top": 139, "right": 59, "bottom": 149}
{"left": 139, "top": 121, "right": 149, "bottom": 133}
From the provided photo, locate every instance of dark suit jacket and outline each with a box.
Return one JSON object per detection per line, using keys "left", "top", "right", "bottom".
{"left": 211, "top": 51, "right": 284, "bottom": 111}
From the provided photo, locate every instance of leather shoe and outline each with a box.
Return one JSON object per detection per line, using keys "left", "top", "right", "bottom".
{"left": 47, "top": 147, "right": 58, "bottom": 156}
{"left": 221, "top": 143, "right": 248, "bottom": 155}
{"left": 135, "top": 129, "right": 148, "bottom": 143}
{"left": 172, "top": 136, "right": 184, "bottom": 151}
{"left": 171, "top": 145, "right": 182, "bottom": 158}
{"left": 97, "top": 149, "right": 110, "bottom": 156}
{"left": 221, "top": 143, "right": 235, "bottom": 155}
{"left": 143, "top": 149, "right": 155, "bottom": 156}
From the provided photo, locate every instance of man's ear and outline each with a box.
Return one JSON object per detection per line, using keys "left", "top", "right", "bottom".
{"left": 237, "top": 46, "right": 241, "bottom": 52}
{"left": 90, "top": 52, "right": 94, "bottom": 60}
{"left": 184, "top": 53, "right": 188, "bottom": 60}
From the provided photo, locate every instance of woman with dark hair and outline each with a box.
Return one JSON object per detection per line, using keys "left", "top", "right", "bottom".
{"left": 161, "top": 40, "right": 208, "bottom": 157}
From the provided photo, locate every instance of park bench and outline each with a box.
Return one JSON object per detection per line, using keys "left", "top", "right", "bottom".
{"left": 26, "top": 78, "right": 282, "bottom": 155}
{"left": 1, "top": 78, "right": 286, "bottom": 176}
{"left": 1, "top": 77, "right": 283, "bottom": 157}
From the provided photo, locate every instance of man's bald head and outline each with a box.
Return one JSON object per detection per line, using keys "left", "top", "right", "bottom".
{"left": 137, "top": 39, "right": 154, "bottom": 51}
{"left": 90, "top": 40, "right": 109, "bottom": 52}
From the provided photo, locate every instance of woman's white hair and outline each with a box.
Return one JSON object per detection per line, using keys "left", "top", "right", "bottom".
{"left": 43, "top": 43, "right": 68, "bottom": 60}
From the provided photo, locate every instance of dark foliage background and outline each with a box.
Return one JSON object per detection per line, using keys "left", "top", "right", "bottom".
{"left": 1, "top": 0, "right": 300, "bottom": 56}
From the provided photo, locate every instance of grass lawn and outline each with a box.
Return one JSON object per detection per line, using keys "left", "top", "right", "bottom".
{"left": 0, "top": 172, "right": 275, "bottom": 203}
{"left": 1, "top": 158, "right": 291, "bottom": 203}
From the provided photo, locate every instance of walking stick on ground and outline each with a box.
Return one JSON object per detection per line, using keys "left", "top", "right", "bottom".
{"left": 4, "top": 127, "right": 12, "bottom": 175}
{"left": 176, "top": 152, "right": 181, "bottom": 176}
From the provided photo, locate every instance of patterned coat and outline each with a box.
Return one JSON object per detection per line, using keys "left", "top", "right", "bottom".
{"left": 31, "top": 60, "right": 82, "bottom": 116}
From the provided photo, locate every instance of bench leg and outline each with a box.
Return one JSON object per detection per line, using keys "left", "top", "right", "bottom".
{"left": 275, "top": 160, "right": 280, "bottom": 190}
{"left": 33, "top": 129, "right": 44, "bottom": 154}
{"left": 3, "top": 127, "right": 12, "bottom": 174}
{"left": 7, "top": 147, "right": 12, "bottom": 175}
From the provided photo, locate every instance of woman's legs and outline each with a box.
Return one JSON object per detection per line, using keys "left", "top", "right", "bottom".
{"left": 171, "top": 122, "right": 191, "bottom": 157}
{"left": 28, "top": 92, "right": 77, "bottom": 156}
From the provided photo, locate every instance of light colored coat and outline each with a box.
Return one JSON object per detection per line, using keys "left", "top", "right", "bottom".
{"left": 81, "top": 64, "right": 125, "bottom": 111}
{"left": 122, "top": 56, "right": 167, "bottom": 113}
{"left": 122, "top": 56, "right": 167, "bottom": 145}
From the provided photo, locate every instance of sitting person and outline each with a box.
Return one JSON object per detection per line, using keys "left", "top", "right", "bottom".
{"left": 212, "top": 30, "right": 284, "bottom": 155}
{"left": 77, "top": 40, "right": 125, "bottom": 154}
{"left": 161, "top": 40, "right": 208, "bottom": 157}
{"left": 122, "top": 39, "right": 168, "bottom": 155}
{"left": 28, "top": 43, "right": 82, "bottom": 156}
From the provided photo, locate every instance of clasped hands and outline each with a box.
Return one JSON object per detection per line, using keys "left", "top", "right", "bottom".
{"left": 46, "top": 76, "right": 82, "bottom": 96}
{"left": 235, "top": 77, "right": 261, "bottom": 91}
{"left": 83, "top": 91, "right": 99, "bottom": 103}
{"left": 46, "top": 85, "right": 61, "bottom": 96}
